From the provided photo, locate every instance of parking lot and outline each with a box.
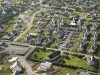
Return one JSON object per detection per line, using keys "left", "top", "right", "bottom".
{"left": 5, "top": 44, "right": 30, "bottom": 55}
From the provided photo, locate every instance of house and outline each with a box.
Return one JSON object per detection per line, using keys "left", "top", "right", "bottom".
{"left": 70, "top": 18, "right": 76, "bottom": 26}
{"left": 40, "top": 12, "right": 45, "bottom": 17}
{"left": 91, "top": 22, "right": 98, "bottom": 30}
{"left": 45, "top": 51, "right": 61, "bottom": 61}
{"left": 37, "top": 62, "right": 52, "bottom": 72}
{"left": 11, "top": 30, "right": 18, "bottom": 36}
{"left": 51, "top": 20, "right": 56, "bottom": 27}
{"left": 2, "top": 9, "right": 6, "bottom": 14}
{"left": 92, "top": 14, "right": 98, "bottom": 21}
{"left": 77, "top": 18, "right": 81, "bottom": 26}
{"left": 8, "top": 57, "right": 18, "bottom": 62}
{"left": 35, "top": 27, "right": 42, "bottom": 32}
{"left": 79, "top": 71, "right": 92, "bottom": 75}
{"left": 57, "top": 30, "right": 64, "bottom": 38}
{"left": 48, "top": 35, "right": 54, "bottom": 43}
{"left": 61, "top": 2, "right": 67, "bottom": 10}
{"left": 59, "top": 18, "right": 65, "bottom": 26}
{"left": 92, "top": 40, "right": 98, "bottom": 49}
{"left": 11, "top": 71, "right": 20, "bottom": 75}
{"left": 42, "top": 38, "right": 49, "bottom": 46}
{"left": 39, "top": 0, "right": 44, "bottom": 3}
{"left": 82, "top": 22, "right": 87, "bottom": 30}
{"left": 10, "top": 61, "right": 22, "bottom": 72}
{"left": 0, "top": 26, "right": 5, "bottom": 32}
{"left": 91, "top": 32, "right": 98, "bottom": 40}
{"left": 3, "top": 33, "right": 13, "bottom": 40}
{"left": 88, "top": 56, "right": 98, "bottom": 66}
{"left": 72, "top": 0, "right": 80, "bottom": 4}
{"left": 35, "top": 34, "right": 45, "bottom": 45}
{"left": 45, "top": 28, "right": 51, "bottom": 35}
{"left": 24, "top": 33, "right": 37, "bottom": 43}
{"left": 78, "top": 41, "right": 84, "bottom": 51}
{"left": 88, "top": 45, "right": 96, "bottom": 53}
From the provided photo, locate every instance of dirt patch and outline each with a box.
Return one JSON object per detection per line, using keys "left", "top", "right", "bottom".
{"left": 49, "top": 66, "right": 61, "bottom": 74}
{"left": 0, "top": 65, "right": 3, "bottom": 71}
{"left": 0, "top": 53, "right": 9, "bottom": 65}
{"left": 32, "top": 63, "right": 40, "bottom": 70}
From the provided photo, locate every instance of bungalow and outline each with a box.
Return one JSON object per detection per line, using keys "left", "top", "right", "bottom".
{"left": 88, "top": 56, "right": 98, "bottom": 66}
{"left": 45, "top": 51, "right": 61, "bottom": 61}
{"left": 10, "top": 61, "right": 22, "bottom": 72}
{"left": 3, "top": 33, "right": 13, "bottom": 40}
{"left": 37, "top": 62, "right": 52, "bottom": 72}
{"left": 0, "top": 26, "right": 5, "bottom": 32}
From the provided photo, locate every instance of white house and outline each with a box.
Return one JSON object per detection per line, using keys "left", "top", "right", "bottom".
{"left": 37, "top": 62, "right": 52, "bottom": 72}
{"left": 10, "top": 61, "right": 22, "bottom": 72}
{"left": 70, "top": 18, "right": 76, "bottom": 25}
{"left": 8, "top": 57, "right": 18, "bottom": 62}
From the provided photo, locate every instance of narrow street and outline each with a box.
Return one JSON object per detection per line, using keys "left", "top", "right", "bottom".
{"left": 13, "top": 9, "right": 43, "bottom": 42}
{"left": 59, "top": 32, "right": 73, "bottom": 50}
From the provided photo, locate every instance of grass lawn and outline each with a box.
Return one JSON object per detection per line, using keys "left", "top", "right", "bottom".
{"left": 7, "top": 24, "right": 14, "bottom": 32}
{"left": 2, "top": 67, "right": 12, "bottom": 73}
{"left": 64, "top": 54, "right": 95, "bottom": 71}
{"left": 49, "top": 68, "right": 81, "bottom": 75}
{"left": 77, "top": 12, "right": 86, "bottom": 17}
{"left": 28, "top": 48, "right": 53, "bottom": 61}
{"left": 70, "top": 31, "right": 84, "bottom": 52}
{"left": 17, "top": 37, "right": 24, "bottom": 42}
{"left": 22, "top": 23, "right": 27, "bottom": 29}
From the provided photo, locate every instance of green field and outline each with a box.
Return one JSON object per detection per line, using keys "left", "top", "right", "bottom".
{"left": 28, "top": 48, "right": 53, "bottom": 61}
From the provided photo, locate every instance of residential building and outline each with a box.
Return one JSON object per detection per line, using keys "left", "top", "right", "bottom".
{"left": 37, "top": 62, "right": 52, "bottom": 72}
{"left": 45, "top": 51, "right": 61, "bottom": 61}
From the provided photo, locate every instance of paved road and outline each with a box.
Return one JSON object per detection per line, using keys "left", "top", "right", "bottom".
{"left": 59, "top": 32, "right": 73, "bottom": 50}
{"left": 18, "top": 46, "right": 36, "bottom": 75}
{"left": 13, "top": 9, "right": 43, "bottom": 42}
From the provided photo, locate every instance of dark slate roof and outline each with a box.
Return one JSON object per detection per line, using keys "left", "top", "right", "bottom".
{"left": 7, "top": 33, "right": 12, "bottom": 37}
{"left": 48, "top": 51, "right": 61, "bottom": 59}
{"left": 12, "top": 71, "right": 20, "bottom": 75}
{"left": 12, "top": 30, "right": 17, "bottom": 35}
